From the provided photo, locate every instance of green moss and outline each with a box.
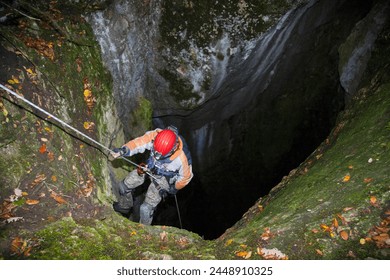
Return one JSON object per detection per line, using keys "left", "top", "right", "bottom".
{"left": 222, "top": 83, "right": 390, "bottom": 259}
{"left": 131, "top": 97, "right": 153, "bottom": 131}
{"left": 25, "top": 213, "right": 216, "bottom": 260}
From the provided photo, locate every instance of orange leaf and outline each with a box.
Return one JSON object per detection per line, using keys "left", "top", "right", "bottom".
{"left": 340, "top": 230, "right": 349, "bottom": 240}
{"left": 83, "top": 89, "right": 92, "bottom": 98}
{"left": 51, "top": 175, "right": 57, "bottom": 182}
{"left": 26, "top": 199, "right": 39, "bottom": 205}
{"left": 342, "top": 175, "right": 351, "bottom": 182}
{"left": 332, "top": 218, "right": 339, "bottom": 228}
{"left": 50, "top": 193, "right": 67, "bottom": 204}
{"left": 10, "top": 237, "right": 25, "bottom": 255}
{"left": 236, "top": 251, "right": 249, "bottom": 258}
{"left": 315, "top": 249, "right": 323, "bottom": 256}
{"left": 370, "top": 196, "right": 377, "bottom": 205}
{"left": 320, "top": 224, "right": 331, "bottom": 232}
{"left": 39, "top": 143, "right": 47, "bottom": 154}
{"left": 364, "top": 178, "right": 373, "bottom": 184}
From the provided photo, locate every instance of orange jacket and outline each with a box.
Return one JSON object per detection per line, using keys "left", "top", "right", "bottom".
{"left": 124, "top": 129, "right": 193, "bottom": 190}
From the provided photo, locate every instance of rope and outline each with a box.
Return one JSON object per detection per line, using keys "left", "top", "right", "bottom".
{"left": 0, "top": 83, "right": 157, "bottom": 179}
{"left": 174, "top": 194, "right": 183, "bottom": 229}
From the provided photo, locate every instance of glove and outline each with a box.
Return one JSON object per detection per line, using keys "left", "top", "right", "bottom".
{"left": 167, "top": 184, "right": 178, "bottom": 195}
{"left": 110, "top": 146, "right": 129, "bottom": 158}
{"left": 147, "top": 156, "right": 155, "bottom": 170}
{"left": 159, "top": 188, "right": 168, "bottom": 199}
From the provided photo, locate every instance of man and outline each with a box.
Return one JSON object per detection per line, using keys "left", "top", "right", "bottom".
{"left": 110, "top": 126, "right": 193, "bottom": 225}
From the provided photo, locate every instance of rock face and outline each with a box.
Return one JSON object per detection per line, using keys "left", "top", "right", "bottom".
{"left": 88, "top": 0, "right": 389, "bottom": 238}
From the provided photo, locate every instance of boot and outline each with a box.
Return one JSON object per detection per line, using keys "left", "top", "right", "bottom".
{"left": 113, "top": 190, "right": 134, "bottom": 215}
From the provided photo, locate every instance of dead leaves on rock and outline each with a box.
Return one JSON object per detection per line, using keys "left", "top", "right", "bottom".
{"left": 229, "top": 227, "right": 288, "bottom": 260}
{"left": 76, "top": 172, "right": 96, "bottom": 198}
{"left": 257, "top": 247, "right": 288, "bottom": 260}
{"left": 83, "top": 78, "right": 96, "bottom": 114}
{"left": 0, "top": 200, "right": 17, "bottom": 220}
{"left": 10, "top": 236, "right": 40, "bottom": 257}
{"left": 314, "top": 213, "right": 351, "bottom": 242}
{"left": 363, "top": 209, "right": 390, "bottom": 249}
{"left": 22, "top": 36, "right": 55, "bottom": 61}
{"left": 30, "top": 174, "right": 47, "bottom": 188}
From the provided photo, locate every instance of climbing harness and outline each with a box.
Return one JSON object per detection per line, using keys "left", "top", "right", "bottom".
{"left": 0, "top": 83, "right": 183, "bottom": 228}
{"left": 0, "top": 83, "right": 157, "bottom": 180}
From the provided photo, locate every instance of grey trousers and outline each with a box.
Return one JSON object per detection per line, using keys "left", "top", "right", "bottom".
{"left": 123, "top": 169, "right": 170, "bottom": 225}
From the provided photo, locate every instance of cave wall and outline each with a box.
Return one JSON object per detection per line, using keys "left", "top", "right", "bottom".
{"left": 160, "top": 0, "right": 378, "bottom": 238}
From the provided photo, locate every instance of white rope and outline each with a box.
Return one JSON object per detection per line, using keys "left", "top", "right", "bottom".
{"left": 0, "top": 83, "right": 156, "bottom": 178}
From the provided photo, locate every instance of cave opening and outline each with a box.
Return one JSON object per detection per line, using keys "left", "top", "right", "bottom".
{"left": 147, "top": 0, "right": 374, "bottom": 240}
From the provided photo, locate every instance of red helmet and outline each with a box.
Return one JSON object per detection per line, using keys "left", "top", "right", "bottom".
{"left": 153, "top": 129, "right": 178, "bottom": 158}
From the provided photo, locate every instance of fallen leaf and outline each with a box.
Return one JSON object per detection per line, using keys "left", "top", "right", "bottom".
{"left": 83, "top": 121, "right": 95, "bottom": 131}
{"left": 0, "top": 201, "right": 16, "bottom": 219}
{"left": 176, "top": 237, "right": 190, "bottom": 248}
{"left": 235, "top": 251, "right": 249, "bottom": 258}
{"left": 225, "top": 239, "right": 233, "bottom": 246}
{"left": 364, "top": 178, "right": 374, "bottom": 184}
{"left": 160, "top": 231, "right": 168, "bottom": 242}
{"left": 83, "top": 89, "right": 92, "bottom": 98}
{"left": 26, "top": 199, "right": 39, "bottom": 205}
{"left": 332, "top": 218, "right": 339, "bottom": 229}
{"left": 7, "top": 77, "right": 20, "bottom": 84}
{"left": 40, "top": 137, "right": 48, "bottom": 142}
{"left": 370, "top": 196, "right": 377, "bottom": 205}
{"left": 39, "top": 143, "right": 47, "bottom": 154}
{"left": 311, "top": 228, "right": 319, "bottom": 234}
{"left": 50, "top": 192, "right": 67, "bottom": 204}
{"left": 343, "top": 207, "right": 354, "bottom": 212}
{"left": 359, "top": 238, "right": 366, "bottom": 245}
{"left": 51, "top": 175, "right": 57, "bottom": 182}
{"left": 30, "top": 174, "right": 46, "bottom": 187}
{"left": 80, "top": 185, "right": 93, "bottom": 197}
{"left": 315, "top": 249, "right": 323, "bottom": 256}
{"left": 337, "top": 214, "right": 348, "bottom": 225}
{"left": 342, "top": 175, "right": 351, "bottom": 182}
{"left": 320, "top": 224, "right": 331, "bottom": 232}
{"left": 340, "top": 230, "right": 349, "bottom": 240}
{"left": 261, "top": 227, "right": 273, "bottom": 240}
{"left": 10, "top": 237, "right": 25, "bottom": 255}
